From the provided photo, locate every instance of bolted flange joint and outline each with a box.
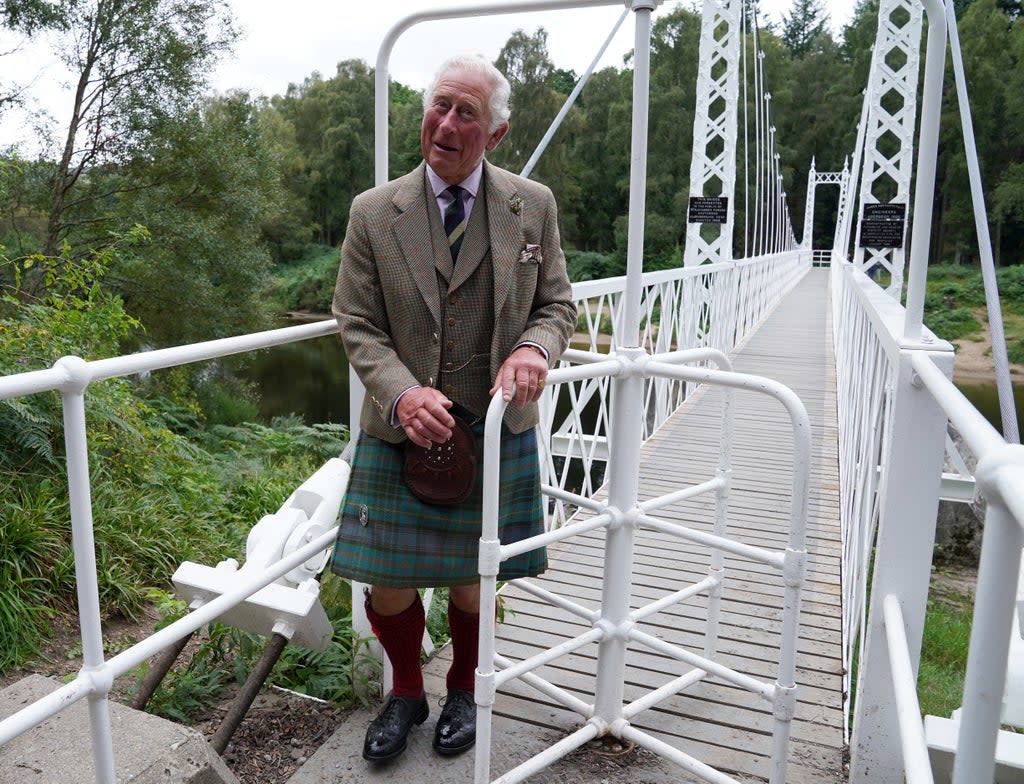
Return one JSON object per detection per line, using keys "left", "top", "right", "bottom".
{"left": 782, "top": 548, "right": 806, "bottom": 588}
{"left": 772, "top": 682, "right": 798, "bottom": 722}
{"left": 474, "top": 670, "right": 496, "bottom": 706}
{"left": 477, "top": 538, "right": 501, "bottom": 577}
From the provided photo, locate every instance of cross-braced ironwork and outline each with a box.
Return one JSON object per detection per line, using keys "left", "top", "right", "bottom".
{"left": 852, "top": 0, "right": 923, "bottom": 297}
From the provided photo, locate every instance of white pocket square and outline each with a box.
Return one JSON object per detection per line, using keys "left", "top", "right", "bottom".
{"left": 519, "top": 244, "right": 543, "bottom": 264}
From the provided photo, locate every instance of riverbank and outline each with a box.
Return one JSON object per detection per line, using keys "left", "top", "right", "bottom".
{"left": 951, "top": 323, "right": 1024, "bottom": 383}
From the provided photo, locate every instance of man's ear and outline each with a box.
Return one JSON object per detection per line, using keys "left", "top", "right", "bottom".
{"left": 486, "top": 122, "right": 509, "bottom": 151}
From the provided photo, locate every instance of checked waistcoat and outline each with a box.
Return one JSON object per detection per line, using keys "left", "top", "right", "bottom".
{"left": 426, "top": 181, "right": 494, "bottom": 420}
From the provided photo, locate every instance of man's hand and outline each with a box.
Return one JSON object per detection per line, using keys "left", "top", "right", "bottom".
{"left": 490, "top": 345, "right": 548, "bottom": 410}
{"left": 397, "top": 387, "right": 454, "bottom": 447}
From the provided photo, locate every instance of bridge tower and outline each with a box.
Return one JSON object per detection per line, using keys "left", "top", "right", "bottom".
{"left": 682, "top": 0, "right": 742, "bottom": 270}
{"left": 802, "top": 157, "right": 850, "bottom": 252}
{"left": 851, "top": 0, "right": 923, "bottom": 297}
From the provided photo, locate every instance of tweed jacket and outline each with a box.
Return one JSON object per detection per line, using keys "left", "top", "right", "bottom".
{"left": 333, "top": 160, "right": 576, "bottom": 443}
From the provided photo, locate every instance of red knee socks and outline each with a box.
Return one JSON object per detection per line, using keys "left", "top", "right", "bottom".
{"left": 365, "top": 597, "right": 425, "bottom": 698}
{"left": 446, "top": 599, "right": 480, "bottom": 693}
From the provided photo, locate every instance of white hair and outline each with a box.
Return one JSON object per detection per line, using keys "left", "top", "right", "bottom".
{"left": 423, "top": 54, "right": 511, "bottom": 133}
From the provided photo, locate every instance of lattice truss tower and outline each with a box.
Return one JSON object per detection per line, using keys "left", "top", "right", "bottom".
{"left": 853, "top": 0, "right": 923, "bottom": 296}
{"left": 682, "top": 0, "right": 741, "bottom": 353}
{"left": 802, "top": 157, "right": 850, "bottom": 250}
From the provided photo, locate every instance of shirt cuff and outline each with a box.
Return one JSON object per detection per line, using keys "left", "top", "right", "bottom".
{"left": 515, "top": 341, "right": 548, "bottom": 361}
{"left": 390, "top": 385, "right": 419, "bottom": 427}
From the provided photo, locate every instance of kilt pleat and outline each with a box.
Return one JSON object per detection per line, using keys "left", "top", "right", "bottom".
{"left": 330, "top": 423, "right": 547, "bottom": 587}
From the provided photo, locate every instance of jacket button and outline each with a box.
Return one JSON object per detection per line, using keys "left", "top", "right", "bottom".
{"left": 448, "top": 294, "right": 458, "bottom": 305}
{"left": 445, "top": 362, "right": 454, "bottom": 371}
{"left": 447, "top": 317, "right": 456, "bottom": 326}
{"left": 444, "top": 384, "right": 455, "bottom": 395}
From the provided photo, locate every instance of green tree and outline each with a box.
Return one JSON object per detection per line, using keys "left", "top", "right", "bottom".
{"left": 96, "top": 92, "right": 298, "bottom": 346}
{"left": 6, "top": 0, "right": 237, "bottom": 258}
{"left": 567, "top": 66, "right": 631, "bottom": 254}
{"left": 936, "top": 0, "right": 1021, "bottom": 264}
{"left": 273, "top": 60, "right": 375, "bottom": 247}
{"left": 493, "top": 28, "right": 582, "bottom": 241}
{"left": 780, "top": 0, "right": 831, "bottom": 58}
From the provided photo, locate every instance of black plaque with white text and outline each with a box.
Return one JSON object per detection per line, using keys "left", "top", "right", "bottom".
{"left": 687, "top": 196, "right": 729, "bottom": 224}
{"left": 859, "top": 202, "right": 907, "bottom": 249}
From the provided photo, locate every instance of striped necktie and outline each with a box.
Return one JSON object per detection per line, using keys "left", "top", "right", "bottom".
{"left": 443, "top": 185, "right": 467, "bottom": 260}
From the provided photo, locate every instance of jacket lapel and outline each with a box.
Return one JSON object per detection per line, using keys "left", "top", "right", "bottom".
{"left": 483, "top": 162, "right": 525, "bottom": 320}
{"left": 393, "top": 164, "right": 442, "bottom": 327}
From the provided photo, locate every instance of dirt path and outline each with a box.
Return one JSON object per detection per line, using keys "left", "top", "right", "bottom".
{"left": 951, "top": 324, "right": 1024, "bottom": 384}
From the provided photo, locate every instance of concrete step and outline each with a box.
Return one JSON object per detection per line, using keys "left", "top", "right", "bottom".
{"left": 0, "top": 674, "right": 238, "bottom": 784}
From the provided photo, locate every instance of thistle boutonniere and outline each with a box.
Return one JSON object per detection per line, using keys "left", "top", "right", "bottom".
{"left": 508, "top": 194, "right": 523, "bottom": 216}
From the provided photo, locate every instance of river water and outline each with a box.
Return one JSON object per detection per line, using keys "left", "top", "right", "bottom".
{"left": 237, "top": 322, "right": 1024, "bottom": 443}
{"left": 237, "top": 325, "right": 350, "bottom": 425}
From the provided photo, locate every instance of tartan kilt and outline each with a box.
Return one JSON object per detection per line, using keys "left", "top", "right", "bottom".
{"left": 330, "top": 423, "right": 547, "bottom": 587}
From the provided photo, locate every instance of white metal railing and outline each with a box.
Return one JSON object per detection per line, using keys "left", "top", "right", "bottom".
{"left": 477, "top": 344, "right": 811, "bottom": 784}
{"left": 541, "top": 250, "right": 809, "bottom": 525}
{"left": 0, "top": 319, "right": 340, "bottom": 780}
{"left": 836, "top": 256, "right": 1024, "bottom": 782}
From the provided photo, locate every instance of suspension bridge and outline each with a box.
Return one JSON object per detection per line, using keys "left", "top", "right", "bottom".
{"left": 1, "top": 1, "right": 1023, "bottom": 784}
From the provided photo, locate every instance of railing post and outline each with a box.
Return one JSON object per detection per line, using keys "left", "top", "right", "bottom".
{"left": 848, "top": 345, "right": 952, "bottom": 781}
{"left": 56, "top": 357, "right": 117, "bottom": 784}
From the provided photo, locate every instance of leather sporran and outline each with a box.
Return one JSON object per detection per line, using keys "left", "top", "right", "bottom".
{"left": 402, "top": 415, "right": 477, "bottom": 505}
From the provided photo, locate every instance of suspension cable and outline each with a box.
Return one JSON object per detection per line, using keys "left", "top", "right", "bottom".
{"left": 741, "top": 0, "right": 750, "bottom": 258}
{"left": 944, "top": 0, "right": 1019, "bottom": 443}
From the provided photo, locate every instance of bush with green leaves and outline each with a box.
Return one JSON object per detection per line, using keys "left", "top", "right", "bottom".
{"left": 0, "top": 238, "right": 349, "bottom": 671}
{"left": 264, "top": 244, "right": 340, "bottom": 313}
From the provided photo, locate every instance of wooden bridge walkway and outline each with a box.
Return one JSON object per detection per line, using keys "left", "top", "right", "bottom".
{"left": 296, "top": 267, "right": 844, "bottom": 783}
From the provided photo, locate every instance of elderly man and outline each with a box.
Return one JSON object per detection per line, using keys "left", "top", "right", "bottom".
{"left": 330, "top": 53, "right": 576, "bottom": 763}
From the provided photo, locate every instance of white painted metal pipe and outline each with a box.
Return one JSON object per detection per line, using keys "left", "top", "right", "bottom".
{"left": 509, "top": 579, "right": 601, "bottom": 623}
{"left": 520, "top": 7, "right": 629, "bottom": 179}
{"left": 636, "top": 477, "right": 722, "bottom": 515}
{"left": 493, "top": 653, "right": 594, "bottom": 715}
{"left": 591, "top": 350, "right": 646, "bottom": 723}
{"left": 621, "top": 3, "right": 655, "bottom": 348}
{"left": 372, "top": 0, "right": 624, "bottom": 185}
{"left": 629, "top": 574, "right": 719, "bottom": 623}
{"left": 621, "top": 668, "right": 706, "bottom": 720}
{"left": 911, "top": 353, "right": 1004, "bottom": 458}
{"left": 494, "top": 628, "right": 604, "bottom": 688}
{"left": 629, "top": 627, "right": 775, "bottom": 700}
{"left": 902, "top": 0, "right": 947, "bottom": 341}
{"left": 882, "top": 594, "right": 936, "bottom": 784}
{"left": 60, "top": 364, "right": 116, "bottom": 784}
{"left": 638, "top": 512, "right": 785, "bottom": 569}
{"left": 540, "top": 483, "right": 607, "bottom": 512}
{"left": 500, "top": 511, "right": 611, "bottom": 559}
{"left": 618, "top": 724, "right": 741, "bottom": 784}
{"left": 944, "top": 1, "right": 1019, "bottom": 444}
{"left": 0, "top": 506, "right": 340, "bottom": 748}
{"left": 953, "top": 489, "right": 1024, "bottom": 783}
{"left": 491, "top": 722, "right": 602, "bottom": 784}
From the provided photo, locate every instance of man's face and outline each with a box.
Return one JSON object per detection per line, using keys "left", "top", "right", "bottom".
{"left": 421, "top": 68, "right": 508, "bottom": 185}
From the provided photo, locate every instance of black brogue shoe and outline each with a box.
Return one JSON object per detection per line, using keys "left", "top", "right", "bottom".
{"left": 362, "top": 693, "right": 429, "bottom": 762}
{"left": 433, "top": 688, "right": 476, "bottom": 756}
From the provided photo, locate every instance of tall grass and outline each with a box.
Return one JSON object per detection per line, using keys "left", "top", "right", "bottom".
{"left": 917, "top": 580, "right": 974, "bottom": 719}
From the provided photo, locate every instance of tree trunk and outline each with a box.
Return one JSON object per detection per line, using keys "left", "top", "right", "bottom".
{"left": 43, "top": 30, "right": 97, "bottom": 258}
